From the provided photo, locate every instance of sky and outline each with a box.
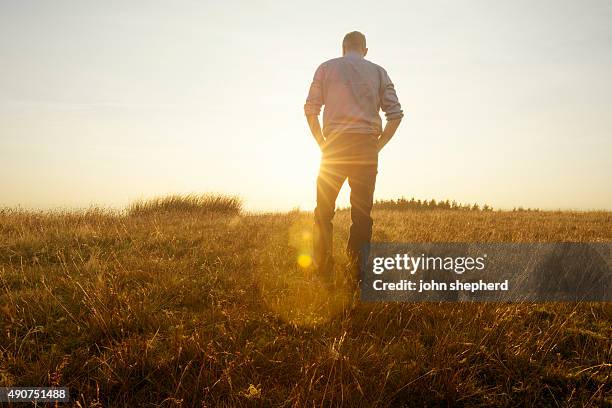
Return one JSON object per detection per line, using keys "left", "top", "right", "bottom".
{"left": 1, "top": 0, "right": 611, "bottom": 211}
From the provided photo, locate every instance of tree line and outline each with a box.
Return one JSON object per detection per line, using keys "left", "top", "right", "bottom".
{"left": 370, "top": 198, "right": 540, "bottom": 212}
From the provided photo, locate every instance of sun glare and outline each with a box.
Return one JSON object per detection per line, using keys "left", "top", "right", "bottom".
{"left": 297, "top": 253, "right": 312, "bottom": 268}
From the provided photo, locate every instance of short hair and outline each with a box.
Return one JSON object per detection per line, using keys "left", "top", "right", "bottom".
{"left": 343, "top": 31, "right": 366, "bottom": 51}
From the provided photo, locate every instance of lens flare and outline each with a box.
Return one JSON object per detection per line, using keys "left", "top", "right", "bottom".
{"left": 297, "top": 253, "right": 312, "bottom": 268}
{"left": 254, "top": 215, "right": 354, "bottom": 327}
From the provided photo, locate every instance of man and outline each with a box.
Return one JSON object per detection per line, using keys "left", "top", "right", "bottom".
{"left": 304, "top": 31, "right": 403, "bottom": 281}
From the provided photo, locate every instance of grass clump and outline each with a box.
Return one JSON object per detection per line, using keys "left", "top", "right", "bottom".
{"left": 128, "top": 193, "right": 241, "bottom": 216}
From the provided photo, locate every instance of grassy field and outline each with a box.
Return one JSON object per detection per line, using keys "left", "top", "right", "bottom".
{"left": 1, "top": 196, "right": 611, "bottom": 407}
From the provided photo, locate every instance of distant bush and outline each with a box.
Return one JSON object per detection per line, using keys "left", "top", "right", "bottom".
{"left": 512, "top": 206, "right": 540, "bottom": 212}
{"left": 128, "top": 193, "right": 242, "bottom": 216}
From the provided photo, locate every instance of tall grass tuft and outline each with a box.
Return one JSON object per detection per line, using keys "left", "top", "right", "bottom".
{"left": 127, "top": 193, "right": 242, "bottom": 216}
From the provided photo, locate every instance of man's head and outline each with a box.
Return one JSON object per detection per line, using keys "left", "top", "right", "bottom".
{"left": 342, "top": 31, "right": 367, "bottom": 57}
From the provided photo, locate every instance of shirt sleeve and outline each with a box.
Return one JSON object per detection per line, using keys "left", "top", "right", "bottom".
{"left": 304, "top": 64, "right": 325, "bottom": 116}
{"left": 380, "top": 68, "right": 404, "bottom": 120}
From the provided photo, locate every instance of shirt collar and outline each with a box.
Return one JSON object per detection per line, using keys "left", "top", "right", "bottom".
{"left": 344, "top": 51, "right": 364, "bottom": 59}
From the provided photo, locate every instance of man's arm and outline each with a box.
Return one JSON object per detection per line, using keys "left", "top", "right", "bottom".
{"left": 378, "top": 68, "right": 404, "bottom": 152}
{"left": 378, "top": 118, "right": 402, "bottom": 152}
{"left": 306, "top": 114, "right": 325, "bottom": 148}
{"left": 304, "top": 64, "right": 326, "bottom": 148}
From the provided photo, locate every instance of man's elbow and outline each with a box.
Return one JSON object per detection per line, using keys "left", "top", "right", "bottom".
{"left": 386, "top": 111, "right": 404, "bottom": 122}
{"left": 304, "top": 102, "right": 322, "bottom": 117}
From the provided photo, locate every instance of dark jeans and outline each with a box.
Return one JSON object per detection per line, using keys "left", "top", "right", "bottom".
{"left": 313, "top": 133, "right": 378, "bottom": 273}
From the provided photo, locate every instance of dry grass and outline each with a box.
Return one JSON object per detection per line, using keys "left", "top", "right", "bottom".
{"left": 0, "top": 195, "right": 611, "bottom": 407}
{"left": 128, "top": 194, "right": 242, "bottom": 217}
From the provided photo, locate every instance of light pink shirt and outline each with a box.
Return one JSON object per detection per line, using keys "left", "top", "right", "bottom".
{"left": 304, "top": 51, "right": 403, "bottom": 136}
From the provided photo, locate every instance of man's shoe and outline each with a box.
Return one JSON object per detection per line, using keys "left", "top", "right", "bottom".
{"left": 314, "top": 256, "right": 335, "bottom": 288}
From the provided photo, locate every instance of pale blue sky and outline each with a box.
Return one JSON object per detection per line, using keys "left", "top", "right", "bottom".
{"left": 1, "top": 0, "right": 611, "bottom": 211}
